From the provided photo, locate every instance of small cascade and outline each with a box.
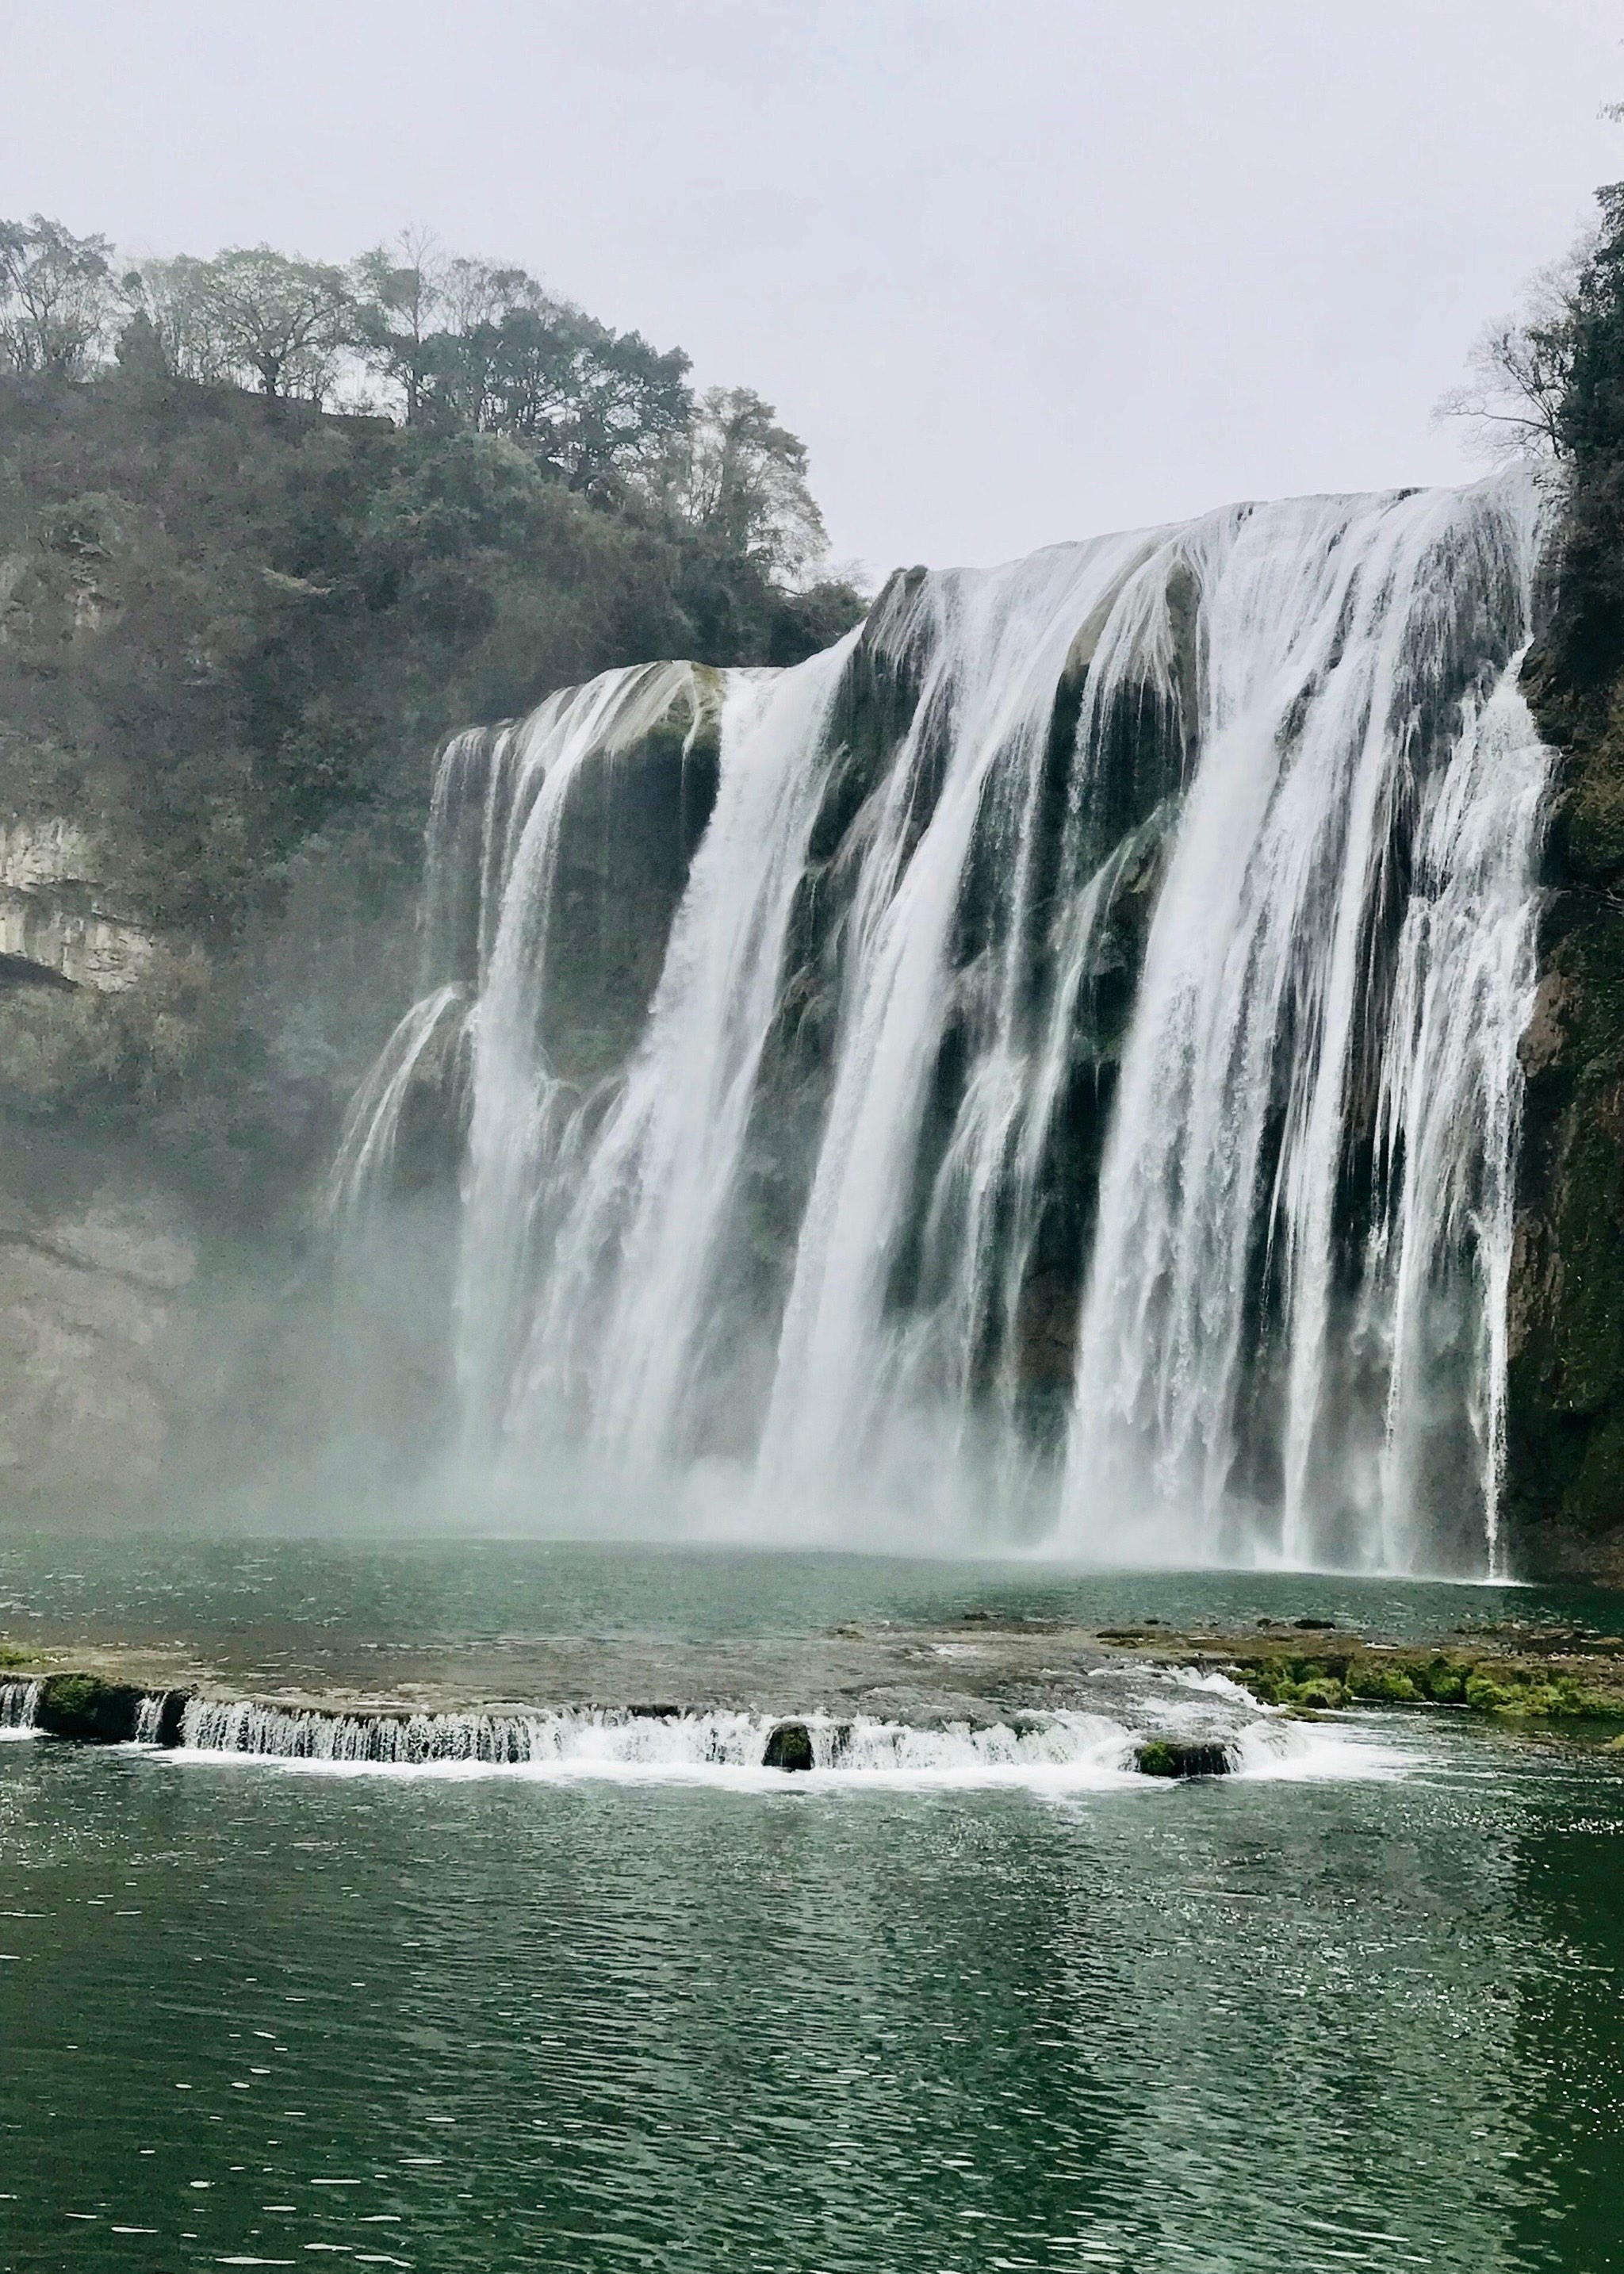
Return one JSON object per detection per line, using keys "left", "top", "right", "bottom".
{"left": 0, "top": 1678, "right": 40, "bottom": 1733}
{"left": 179, "top": 1697, "right": 1143, "bottom": 1777}
{"left": 132, "top": 1694, "right": 166, "bottom": 1746}
{"left": 180, "top": 1697, "right": 767, "bottom": 1766}
{"left": 173, "top": 1693, "right": 1399, "bottom": 1784}
{"left": 0, "top": 1679, "right": 41, "bottom": 1735}
{"left": 334, "top": 470, "right": 1553, "bottom": 1574}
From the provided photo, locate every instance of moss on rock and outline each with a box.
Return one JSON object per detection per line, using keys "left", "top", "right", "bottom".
{"left": 36, "top": 1673, "right": 146, "bottom": 1742}
{"left": 1134, "top": 1736, "right": 1231, "bottom": 1778}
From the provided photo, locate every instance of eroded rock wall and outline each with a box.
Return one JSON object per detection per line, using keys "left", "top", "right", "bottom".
{"left": 0, "top": 817, "right": 155, "bottom": 991}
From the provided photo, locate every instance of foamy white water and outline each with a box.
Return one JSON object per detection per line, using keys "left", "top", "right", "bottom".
{"left": 170, "top": 1695, "right": 1412, "bottom": 1791}
{"left": 1063, "top": 481, "right": 1548, "bottom": 1572}
{"left": 0, "top": 1678, "right": 40, "bottom": 1737}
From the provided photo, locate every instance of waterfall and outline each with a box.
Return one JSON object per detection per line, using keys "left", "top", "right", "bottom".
{"left": 0, "top": 1678, "right": 41, "bottom": 1734}
{"left": 335, "top": 471, "right": 1550, "bottom": 1574}
{"left": 1063, "top": 485, "right": 1548, "bottom": 1572}
{"left": 326, "top": 984, "right": 470, "bottom": 1231}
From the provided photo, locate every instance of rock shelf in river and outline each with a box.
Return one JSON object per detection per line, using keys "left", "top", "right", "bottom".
{"left": 6, "top": 1616, "right": 1623, "bottom": 1782}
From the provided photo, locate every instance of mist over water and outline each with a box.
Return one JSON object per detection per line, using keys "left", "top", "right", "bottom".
{"left": 334, "top": 473, "right": 1551, "bottom": 1576}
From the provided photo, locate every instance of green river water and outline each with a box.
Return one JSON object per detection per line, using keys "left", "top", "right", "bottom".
{"left": 3, "top": 1535, "right": 1623, "bottom": 2272}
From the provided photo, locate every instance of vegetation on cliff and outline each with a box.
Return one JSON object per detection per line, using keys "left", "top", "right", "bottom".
{"left": 0, "top": 217, "right": 864, "bottom": 1206}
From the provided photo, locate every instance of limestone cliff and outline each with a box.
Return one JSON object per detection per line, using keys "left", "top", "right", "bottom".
{"left": 0, "top": 816, "right": 155, "bottom": 990}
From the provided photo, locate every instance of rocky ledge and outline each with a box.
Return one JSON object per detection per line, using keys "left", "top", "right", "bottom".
{"left": 8, "top": 1609, "right": 1624, "bottom": 1777}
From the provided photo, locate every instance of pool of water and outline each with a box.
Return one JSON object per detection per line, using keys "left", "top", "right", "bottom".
{"left": 3, "top": 1535, "right": 1623, "bottom": 2270}
{"left": 2, "top": 1528, "right": 1618, "bottom": 1677}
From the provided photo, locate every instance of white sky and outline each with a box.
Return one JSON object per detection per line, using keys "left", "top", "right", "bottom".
{"left": 2, "top": 0, "right": 1619, "bottom": 581}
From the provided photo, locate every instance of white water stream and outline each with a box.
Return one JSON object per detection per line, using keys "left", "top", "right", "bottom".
{"left": 0, "top": 1678, "right": 42, "bottom": 1736}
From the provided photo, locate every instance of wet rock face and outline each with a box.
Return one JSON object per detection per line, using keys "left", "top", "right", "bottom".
{"left": 762, "top": 1720, "right": 815, "bottom": 1771}
{"left": 540, "top": 713, "right": 721, "bottom": 1087}
{"left": 1133, "top": 1736, "right": 1231, "bottom": 1779}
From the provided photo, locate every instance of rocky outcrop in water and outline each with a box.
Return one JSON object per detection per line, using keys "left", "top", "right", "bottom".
{"left": 34, "top": 1674, "right": 184, "bottom": 1743}
{"left": 1132, "top": 1737, "right": 1231, "bottom": 1778}
{"left": 761, "top": 1719, "right": 814, "bottom": 1770}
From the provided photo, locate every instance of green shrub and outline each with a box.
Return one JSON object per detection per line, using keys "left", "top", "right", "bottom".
{"left": 1346, "top": 1663, "right": 1423, "bottom": 1705}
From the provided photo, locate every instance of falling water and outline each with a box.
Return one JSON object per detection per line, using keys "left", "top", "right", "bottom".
{"left": 335, "top": 472, "right": 1551, "bottom": 1574}
{"left": 325, "top": 983, "right": 469, "bottom": 1233}
{"left": 0, "top": 1678, "right": 41, "bottom": 1734}
{"left": 178, "top": 1697, "right": 1136, "bottom": 1774}
{"left": 1063, "top": 484, "right": 1547, "bottom": 1572}
{"left": 173, "top": 1694, "right": 1385, "bottom": 1783}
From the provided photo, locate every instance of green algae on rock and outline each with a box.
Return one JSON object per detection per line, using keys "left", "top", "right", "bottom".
{"left": 1132, "top": 1736, "right": 1231, "bottom": 1778}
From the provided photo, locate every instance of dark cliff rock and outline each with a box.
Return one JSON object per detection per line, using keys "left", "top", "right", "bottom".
{"left": 1509, "top": 189, "right": 1624, "bottom": 1578}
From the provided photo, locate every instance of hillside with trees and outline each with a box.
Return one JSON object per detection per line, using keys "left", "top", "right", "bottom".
{"left": 0, "top": 217, "right": 864, "bottom": 1209}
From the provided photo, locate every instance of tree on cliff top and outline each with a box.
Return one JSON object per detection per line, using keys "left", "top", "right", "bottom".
{"left": 655, "top": 385, "right": 830, "bottom": 582}
{"left": 121, "top": 244, "right": 357, "bottom": 401}
{"left": 196, "top": 247, "right": 357, "bottom": 402}
{"left": 119, "top": 255, "right": 238, "bottom": 387}
{"left": 1435, "top": 247, "right": 1588, "bottom": 466}
{"left": 352, "top": 240, "right": 693, "bottom": 493}
{"left": 0, "top": 215, "right": 114, "bottom": 378}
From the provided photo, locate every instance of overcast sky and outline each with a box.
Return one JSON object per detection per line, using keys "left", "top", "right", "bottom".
{"left": 3, "top": 1, "right": 1619, "bottom": 580}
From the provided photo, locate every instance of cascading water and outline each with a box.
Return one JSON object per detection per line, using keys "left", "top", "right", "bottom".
{"left": 1064, "top": 485, "right": 1549, "bottom": 1574}
{"left": 0, "top": 1678, "right": 41, "bottom": 1735}
{"left": 179, "top": 1697, "right": 1141, "bottom": 1776}
{"left": 335, "top": 471, "right": 1551, "bottom": 1576}
{"left": 173, "top": 1693, "right": 1392, "bottom": 1785}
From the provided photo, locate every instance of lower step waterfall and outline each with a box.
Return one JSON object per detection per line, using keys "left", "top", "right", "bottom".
{"left": 334, "top": 473, "right": 1552, "bottom": 1576}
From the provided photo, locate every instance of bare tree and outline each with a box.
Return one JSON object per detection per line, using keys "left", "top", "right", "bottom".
{"left": 1435, "top": 250, "right": 1588, "bottom": 465}
{"left": 0, "top": 214, "right": 115, "bottom": 378}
